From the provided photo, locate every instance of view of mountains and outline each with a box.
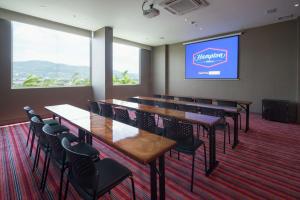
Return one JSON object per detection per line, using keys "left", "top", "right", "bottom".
{"left": 13, "top": 60, "right": 139, "bottom": 81}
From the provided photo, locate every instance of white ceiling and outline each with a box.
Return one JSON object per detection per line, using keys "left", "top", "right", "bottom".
{"left": 0, "top": 0, "right": 299, "bottom": 46}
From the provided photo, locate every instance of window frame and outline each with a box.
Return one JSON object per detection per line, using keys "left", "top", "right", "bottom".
{"left": 112, "top": 42, "right": 141, "bottom": 86}
{"left": 10, "top": 21, "right": 92, "bottom": 90}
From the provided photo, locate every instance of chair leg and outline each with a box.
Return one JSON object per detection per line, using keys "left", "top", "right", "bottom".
{"left": 223, "top": 130, "right": 226, "bottom": 154}
{"left": 203, "top": 144, "right": 207, "bottom": 173}
{"left": 191, "top": 154, "right": 195, "bottom": 192}
{"left": 169, "top": 150, "right": 172, "bottom": 157}
{"left": 64, "top": 177, "right": 70, "bottom": 200}
{"left": 177, "top": 152, "right": 180, "bottom": 160}
{"left": 203, "top": 126, "right": 205, "bottom": 137}
{"left": 58, "top": 166, "right": 65, "bottom": 199}
{"left": 130, "top": 176, "right": 136, "bottom": 200}
{"left": 32, "top": 144, "right": 40, "bottom": 172}
{"left": 227, "top": 123, "right": 231, "bottom": 144}
{"left": 42, "top": 153, "right": 51, "bottom": 192}
{"left": 40, "top": 151, "right": 49, "bottom": 189}
{"left": 239, "top": 114, "right": 242, "bottom": 130}
{"left": 26, "top": 124, "right": 32, "bottom": 147}
{"left": 29, "top": 132, "right": 36, "bottom": 157}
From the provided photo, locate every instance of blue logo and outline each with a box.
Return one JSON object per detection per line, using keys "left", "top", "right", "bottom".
{"left": 193, "top": 48, "right": 228, "bottom": 68}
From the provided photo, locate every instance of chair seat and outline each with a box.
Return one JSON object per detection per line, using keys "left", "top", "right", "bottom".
{"left": 70, "top": 143, "right": 99, "bottom": 161}
{"left": 44, "top": 119, "right": 59, "bottom": 126}
{"left": 57, "top": 132, "right": 79, "bottom": 143}
{"left": 49, "top": 124, "right": 69, "bottom": 133}
{"left": 175, "top": 139, "right": 204, "bottom": 155}
{"left": 70, "top": 158, "right": 132, "bottom": 199}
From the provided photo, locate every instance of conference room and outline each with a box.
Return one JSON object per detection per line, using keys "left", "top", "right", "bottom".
{"left": 0, "top": 0, "right": 299, "bottom": 199}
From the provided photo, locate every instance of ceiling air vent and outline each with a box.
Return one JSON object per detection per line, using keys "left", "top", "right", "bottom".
{"left": 159, "top": 0, "right": 209, "bottom": 15}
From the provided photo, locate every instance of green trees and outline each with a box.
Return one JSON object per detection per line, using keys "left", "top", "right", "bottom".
{"left": 13, "top": 73, "right": 90, "bottom": 88}
{"left": 113, "top": 70, "right": 138, "bottom": 85}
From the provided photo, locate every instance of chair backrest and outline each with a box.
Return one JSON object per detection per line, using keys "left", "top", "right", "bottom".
{"left": 162, "top": 95, "right": 174, "bottom": 100}
{"left": 24, "top": 106, "right": 34, "bottom": 120}
{"left": 61, "top": 137, "right": 97, "bottom": 190}
{"left": 177, "top": 104, "right": 198, "bottom": 113}
{"left": 153, "top": 94, "right": 162, "bottom": 98}
{"left": 113, "top": 107, "right": 130, "bottom": 124}
{"left": 139, "top": 99, "right": 155, "bottom": 106}
{"left": 216, "top": 100, "right": 238, "bottom": 107}
{"left": 194, "top": 98, "right": 213, "bottom": 104}
{"left": 43, "top": 124, "right": 65, "bottom": 162}
{"left": 98, "top": 103, "right": 113, "bottom": 118}
{"left": 136, "top": 111, "right": 156, "bottom": 133}
{"left": 127, "top": 97, "right": 139, "bottom": 103}
{"left": 31, "top": 116, "right": 47, "bottom": 145}
{"left": 163, "top": 118, "right": 195, "bottom": 147}
{"left": 199, "top": 107, "right": 226, "bottom": 118}
{"left": 154, "top": 101, "right": 177, "bottom": 109}
{"left": 28, "top": 110, "right": 44, "bottom": 123}
{"left": 178, "top": 97, "right": 194, "bottom": 102}
{"left": 89, "top": 101, "right": 100, "bottom": 115}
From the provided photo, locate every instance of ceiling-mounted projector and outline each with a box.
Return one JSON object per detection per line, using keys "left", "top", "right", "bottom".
{"left": 142, "top": 1, "right": 160, "bottom": 18}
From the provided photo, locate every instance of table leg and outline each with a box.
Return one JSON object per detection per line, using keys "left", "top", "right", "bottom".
{"left": 159, "top": 155, "right": 165, "bottom": 200}
{"left": 149, "top": 160, "right": 157, "bottom": 200}
{"left": 52, "top": 114, "right": 56, "bottom": 120}
{"left": 206, "top": 126, "right": 218, "bottom": 175}
{"left": 246, "top": 104, "right": 250, "bottom": 132}
{"left": 232, "top": 114, "right": 239, "bottom": 149}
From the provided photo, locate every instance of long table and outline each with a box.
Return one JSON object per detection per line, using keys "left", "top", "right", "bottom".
{"left": 155, "top": 94, "right": 252, "bottom": 132}
{"left": 131, "top": 96, "right": 241, "bottom": 149}
{"left": 98, "top": 99, "right": 221, "bottom": 175}
{"left": 45, "top": 104, "right": 176, "bottom": 200}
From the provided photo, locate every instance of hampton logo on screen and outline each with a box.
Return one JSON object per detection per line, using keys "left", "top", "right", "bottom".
{"left": 192, "top": 48, "right": 228, "bottom": 68}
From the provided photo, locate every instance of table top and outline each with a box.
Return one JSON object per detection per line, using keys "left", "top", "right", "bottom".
{"left": 99, "top": 99, "right": 221, "bottom": 127}
{"left": 45, "top": 104, "right": 176, "bottom": 165}
{"left": 157, "top": 95, "right": 252, "bottom": 105}
{"left": 133, "top": 96, "right": 242, "bottom": 114}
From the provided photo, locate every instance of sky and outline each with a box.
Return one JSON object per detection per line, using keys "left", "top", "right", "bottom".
{"left": 12, "top": 21, "right": 90, "bottom": 66}
{"left": 113, "top": 43, "right": 140, "bottom": 74}
{"left": 12, "top": 21, "right": 140, "bottom": 74}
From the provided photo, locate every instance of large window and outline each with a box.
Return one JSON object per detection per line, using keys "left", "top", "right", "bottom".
{"left": 12, "top": 21, "right": 90, "bottom": 89}
{"left": 113, "top": 43, "right": 140, "bottom": 85}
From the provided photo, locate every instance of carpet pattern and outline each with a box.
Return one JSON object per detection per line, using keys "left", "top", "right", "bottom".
{"left": 0, "top": 113, "right": 300, "bottom": 200}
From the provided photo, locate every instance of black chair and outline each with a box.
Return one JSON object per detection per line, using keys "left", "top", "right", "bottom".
{"left": 177, "top": 104, "right": 198, "bottom": 113}
{"left": 155, "top": 101, "right": 177, "bottom": 110}
{"left": 113, "top": 107, "right": 136, "bottom": 126}
{"left": 162, "top": 118, "right": 207, "bottom": 192}
{"left": 162, "top": 95, "right": 174, "bottom": 100}
{"left": 127, "top": 97, "right": 140, "bottom": 103}
{"left": 178, "top": 97, "right": 194, "bottom": 102}
{"left": 216, "top": 100, "right": 242, "bottom": 130}
{"left": 24, "top": 106, "right": 35, "bottom": 147}
{"left": 61, "top": 137, "right": 136, "bottom": 200}
{"left": 98, "top": 103, "right": 113, "bottom": 118}
{"left": 42, "top": 124, "right": 99, "bottom": 199}
{"left": 89, "top": 101, "right": 100, "bottom": 115}
{"left": 135, "top": 111, "right": 163, "bottom": 135}
{"left": 153, "top": 94, "right": 162, "bottom": 98}
{"left": 199, "top": 107, "right": 230, "bottom": 154}
{"left": 28, "top": 110, "right": 69, "bottom": 157}
{"left": 194, "top": 98, "right": 213, "bottom": 104}
{"left": 139, "top": 99, "right": 155, "bottom": 106}
{"left": 30, "top": 116, "right": 54, "bottom": 189}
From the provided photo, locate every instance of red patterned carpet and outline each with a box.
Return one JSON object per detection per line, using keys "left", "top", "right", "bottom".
{"left": 0, "top": 113, "right": 300, "bottom": 200}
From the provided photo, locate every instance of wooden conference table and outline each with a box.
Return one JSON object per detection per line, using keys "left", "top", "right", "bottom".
{"left": 45, "top": 104, "right": 176, "bottom": 200}
{"left": 155, "top": 94, "right": 252, "bottom": 132}
{"left": 131, "top": 96, "right": 241, "bottom": 149}
{"left": 98, "top": 99, "right": 221, "bottom": 175}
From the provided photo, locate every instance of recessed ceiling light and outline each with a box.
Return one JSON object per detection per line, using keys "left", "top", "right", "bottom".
{"left": 294, "top": 2, "right": 299, "bottom": 7}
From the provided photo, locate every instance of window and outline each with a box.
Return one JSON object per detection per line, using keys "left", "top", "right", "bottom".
{"left": 113, "top": 43, "right": 140, "bottom": 85}
{"left": 12, "top": 21, "right": 90, "bottom": 89}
